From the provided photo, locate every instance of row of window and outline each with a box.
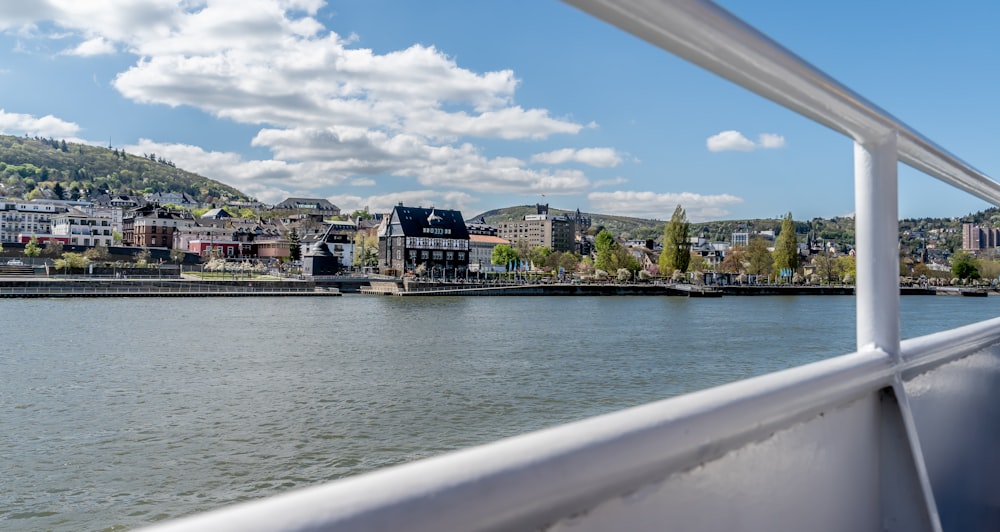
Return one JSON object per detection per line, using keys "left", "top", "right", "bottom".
{"left": 404, "top": 237, "right": 470, "bottom": 250}
{"left": 407, "top": 250, "right": 466, "bottom": 261}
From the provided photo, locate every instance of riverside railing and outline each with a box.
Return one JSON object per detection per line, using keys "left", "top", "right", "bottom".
{"left": 144, "top": 1, "right": 1000, "bottom": 531}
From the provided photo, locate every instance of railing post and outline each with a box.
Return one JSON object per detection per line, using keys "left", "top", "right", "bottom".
{"left": 854, "top": 133, "right": 900, "bottom": 357}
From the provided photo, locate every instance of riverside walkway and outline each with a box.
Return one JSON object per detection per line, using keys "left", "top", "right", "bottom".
{"left": 0, "top": 278, "right": 340, "bottom": 297}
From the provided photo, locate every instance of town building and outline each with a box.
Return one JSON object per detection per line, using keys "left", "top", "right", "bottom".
{"left": 0, "top": 200, "right": 59, "bottom": 243}
{"left": 496, "top": 204, "right": 576, "bottom": 253}
{"left": 273, "top": 197, "right": 341, "bottom": 217}
{"left": 51, "top": 208, "right": 115, "bottom": 247}
{"left": 468, "top": 234, "right": 510, "bottom": 272}
{"left": 466, "top": 217, "right": 498, "bottom": 236}
{"left": 378, "top": 204, "right": 470, "bottom": 277}
{"left": 962, "top": 222, "right": 1000, "bottom": 252}
{"left": 122, "top": 205, "right": 196, "bottom": 249}
{"left": 301, "top": 219, "right": 356, "bottom": 268}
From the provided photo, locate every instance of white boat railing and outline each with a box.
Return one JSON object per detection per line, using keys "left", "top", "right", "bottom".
{"left": 143, "top": 1, "right": 1000, "bottom": 531}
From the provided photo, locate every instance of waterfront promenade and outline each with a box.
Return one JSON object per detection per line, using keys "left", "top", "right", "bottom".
{"left": 0, "top": 278, "right": 340, "bottom": 297}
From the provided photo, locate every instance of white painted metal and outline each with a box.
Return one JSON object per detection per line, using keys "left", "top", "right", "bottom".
{"left": 854, "top": 135, "right": 900, "bottom": 356}
{"left": 141, "top": 1, "right": 1000, "bottom": 531}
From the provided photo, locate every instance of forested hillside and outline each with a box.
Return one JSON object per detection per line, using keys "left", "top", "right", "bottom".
{"left": 0, "top": 134, "right": 248, "bottom": 204}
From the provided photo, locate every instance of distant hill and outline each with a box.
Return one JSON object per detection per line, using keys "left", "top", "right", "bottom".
{"left": 0, "top": 134, "right": 248, "bottom": 204}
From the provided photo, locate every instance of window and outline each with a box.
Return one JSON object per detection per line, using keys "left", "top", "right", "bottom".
{"left": 446, "top": 252, "right": 453, "bottom": 260}
{"left": 432, "top": 251, "right": 442, "bottom": 260}
{"left": 151, "top": 237, "right": 157, "bottom": 246}
{"left": 458, "top": 252, "right": 465, "bottom": 260}
{"left": 421, "top": 250, "right": 429, "bottom": 259}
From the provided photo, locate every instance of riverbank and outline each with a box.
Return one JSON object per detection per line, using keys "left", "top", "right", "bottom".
{"left": 0, "top": 278, "right": 340, "bottom": 297}
{"left": 362, "top": 281, "right": 989, "bottom": 297}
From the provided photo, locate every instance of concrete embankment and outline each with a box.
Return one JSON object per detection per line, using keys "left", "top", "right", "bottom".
{"left": 0, "top": 278, "right": 340, "bottom": 297}
{"left": 363, "top": 282, "right": 709, "bottom": 297}
{"left": 361, "top": 282, "right": 989, "bottom": 297}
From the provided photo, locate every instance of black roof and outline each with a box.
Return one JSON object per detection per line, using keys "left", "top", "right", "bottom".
{"left": 387, "top": 206, "right": 469, "bottom": 239}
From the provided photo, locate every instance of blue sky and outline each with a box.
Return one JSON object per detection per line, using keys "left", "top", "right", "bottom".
{"left": 1, "top": 1, "right": 997, "bottom": 222}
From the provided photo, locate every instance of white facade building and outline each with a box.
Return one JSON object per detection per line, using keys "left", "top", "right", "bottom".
{"left": 51, "top": 207, "right": 116, "bottom": 247}
{"left": 0, "top": 200, "right": 58, "bottom": 243}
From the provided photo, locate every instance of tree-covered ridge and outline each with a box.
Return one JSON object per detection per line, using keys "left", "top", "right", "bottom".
{"left": 0, "top": 134, "right": 248, "bottom": 203}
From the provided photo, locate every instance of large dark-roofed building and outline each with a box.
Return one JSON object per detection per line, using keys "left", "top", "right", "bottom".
{"left": 273, "top": 197, "right": 340, "bottom": 216}
{"left": 378, "top": 205, "right": 470, "bottom": 278}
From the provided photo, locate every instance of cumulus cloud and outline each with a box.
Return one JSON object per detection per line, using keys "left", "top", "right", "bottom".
{"left": 706, "top": 130, "right": 785, "bottom": 152}
{"left": 531, "top": 147, "right": 622, "bottom": 168}
{"left": 0, "top": 109, "right": 81, "bottom": 138}
{"left": 6, "top": 2, "right": 601, "bottom": 201}
{"left": 588, "top": 190, "right": 744, "bottom": 222}
{"left": 328, "top": 190, "right": 478, "bottom": 215}
{"left": 592, "top": 177, "right": 628, "bottom": 188}
{"left": 62, "top": 36, "right": 115, "bottom": 56}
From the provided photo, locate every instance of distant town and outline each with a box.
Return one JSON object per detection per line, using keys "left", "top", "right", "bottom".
{"left": 1, "top": 191, "right": 998, "bottom": 288}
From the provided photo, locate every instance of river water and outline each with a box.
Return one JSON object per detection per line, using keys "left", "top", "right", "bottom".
{"left": 2, "top": 294, "right": 998, "bottom": 530}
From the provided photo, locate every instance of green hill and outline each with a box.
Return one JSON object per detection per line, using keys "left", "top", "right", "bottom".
{"left": 0, "top": 134, "right": 248, "bottom": 204}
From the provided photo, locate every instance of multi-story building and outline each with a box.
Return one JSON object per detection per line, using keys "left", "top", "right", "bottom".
{"left": 51, "top": 208, "right": 115, "bottom": 247}
{"left": 495, "top": 204, "right": 576, "bottom": 253}
{"left": 122, "top": 205, "right": 195, "bottom": 249}
{"left": 273, "top": 197, "right": 341, "bottom": 217}
{"left": 468, "top": 235, "right": 510, "bottom": 272}
{"left": 962, "top": 222, "right": 1000, "bottom": 252}
{"left": 0, "top": 200, "right": 59, "bottom": 243}
{"left": 378, "top": 204, "right": 470, "bottom": 277}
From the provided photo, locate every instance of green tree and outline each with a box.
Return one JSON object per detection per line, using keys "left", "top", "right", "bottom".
{"left": 951, "top": 251, "right": 980, "bottom": 280}
{"left": 772, "top": 212, "right": 798, "bottom": 278}
{"left": 52, "top": 182, "right": 64, "bottom": 200}
{"left": 594, "top": 229, "right": 620, "bottom": 272}
{"left": 55, "top": 252, "right": 89, "bottom": 274}
{"left": 745, "top": 237, "right": 773, "bottom": 276}
{"left": 491, "top": 243, "right": 519, "bottom": 270}
{"left": 836, "top": 255, "right": 857, "bottom": 283}
{"left": 24, "top": 235, "right": 41, "bottom": 258}
{"left": 529, "top": 246, "right": 552, "bottom": 269}
{"left": 659, "top": 204, "right": 691, "bottom": 274}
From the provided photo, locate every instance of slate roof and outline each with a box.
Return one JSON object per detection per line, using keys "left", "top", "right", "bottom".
{"left": 386, "top": 206, "right": 469, "bottom": 239}
{"left": 274, "top": 197, "right": 340, "bottom": 211}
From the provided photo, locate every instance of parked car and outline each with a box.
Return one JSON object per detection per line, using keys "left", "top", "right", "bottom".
{"left": 6, "top": 259, "right": 24, "bottom": 265}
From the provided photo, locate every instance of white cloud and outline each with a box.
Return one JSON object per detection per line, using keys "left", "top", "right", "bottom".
{"left": 8, "top": 2, "right": 606, "bottom": 203}
{"left": 328, "top": 190, "right": 478, "bottom": 215}
{"left": 592, "top": 177, "right": 628, "bottom": 188}
{"left": 531, "top": 147, "right": 622, "bottom": 168}
{"left": 0, "top": 109, "right": 81, "bottom": 138}
{"left": 706, "top": 130, "right": 786, "bottom": 152}
{"left": 757, "top": 133, "right": 786, "bottom": 149}
{"left": 588, "top": 190, "right": 744, "bottom": 222}
{"left": 62, "top": 36, "right": 115, "bottom": 56}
